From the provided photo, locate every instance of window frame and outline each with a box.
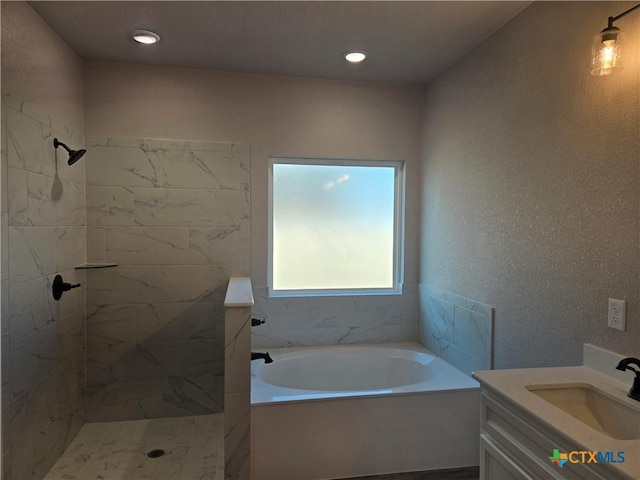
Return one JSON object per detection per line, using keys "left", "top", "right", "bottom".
{"left": 267, "top": 156, "right": 405, "bottom": 297}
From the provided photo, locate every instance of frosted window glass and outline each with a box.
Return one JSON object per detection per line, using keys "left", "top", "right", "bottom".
{"left": 272, "top": 163, "right": 397, "bottom": 291}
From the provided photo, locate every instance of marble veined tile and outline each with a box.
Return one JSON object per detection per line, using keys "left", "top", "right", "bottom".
{"left": 9, "top": 371, "right": 60, "bottom": 454}
{"left": 162, "top": 265, "right": 230, "bottom": 304}
{"left": 1, "top": 273, "right": 8, "bottom": 330}
{"left": 87, "top": 145, "right": 162, "bottom": 187}
{"left": 161, "top": 376, "right": 224, "bottom": 416}
{"left": 86, "top": 344, "right": 108, "bottom": 386}
{"left": 43, "top": 414, "right": 224, "bottom": 480}
{"left": 251, "top": 285, "right": 417, "bottom": 347}
{"left": 1, "top": 235, "right": 8, "bottom": 297}
{"left": 188, "top": 340, "right": 224, "bottom": 377}
{"left": 106, "top": 227, "right": 189, "bottom": 265}
{"left": 158, "top": 148, "right": 249, "bottom": 190}
{"left": 87, "top": 265, "right": 230, "bottom": 306}
{"left": 1, "top": 102, "right": 5, "bottom": 209}
{"left": 4, "top": 94, "right": 81, "bottom": 143}
{"left": 435, "top": 340, "right": 485, "bottom": 377}
{"left": 86, "top": 266, "right": 166, "bottom": 305}
{"left": 188, "top": 224, "right": 248, "bottom": 265}
{"left": 6, "top": 98, "right": 85, "bottom": 186}
{"left": 55, "top": 226, "right": 86, "bottom": 272}
{"left": 87, "top": 186, "right": 134, "bottom": 226}
{"left": 135, "top": 302, "right": 220, "bottom": 343}
{"left": 84, "top": 379, "right": 223, "bottom": 423}
{"left": 27, "top": 172, "right": 85, "bottom": 226}
{"left": 251, "top": 323, "right": 416, "bottom": 349}
{"left": 8, "top": 226, "right": 57, "bottom": 284}
{"left": 88, "top": 134, "right": 238, "bottom": 154}
{"left": 425, "top": 285, "right": 492, "bottom": 318}
{"left": 6, "top": 107, "right": 56, "bottom": 178}
{"left": 8, "top": 276, "right": 56, "bottom": 343}
{"left": 7, "top": 167, "right": 28, "bottom": 225}
{"left": 135, "top": 342, "right": 190, "bottom": 380}
{"left": 87, "top": 141, "right": 248, "bottom": 189}
{"left": 88, "top": 145, "right": 248, "bottom": 190}
{"left": 9, "top": 226, "right": 85, "bottom": 284}
{"left": 225, "top": 307, "right": 250, "bottom": 395}
{"left": 423, "top": 295, "right": 455, "bottom": 344}
{"left": 418, "top": 285, "right": 494, "bottom": 374}
{"left": 8, "top": 226, "right": 85, "bottom": 285}
{"left": 224, "top": 391, "right": 249, "bottom": 479}
{"left": 252, "top": 286, "right": 415, "bottom": 330}
{"left": 134, "top": 188, "right": 244, "bottom": 227}
{"left": 105, "top": 344, "right": 138, "bottom": 382}
{"left": 453, "top": 306, "right": 491, "bottom": 362}
{"left": 2, "top": 94, "right": 40, "bottom": 122}
{"left": 86, "top": 304, "right": 137, "bottom": 346}
{"left": 87, "top": 227, "right": 106, "bottom": 262}
{"left": 10, "top": 385, "right": 83, "bottom": 480}
{"left": 9, "top": 323, "right": 59, "bottom": 400}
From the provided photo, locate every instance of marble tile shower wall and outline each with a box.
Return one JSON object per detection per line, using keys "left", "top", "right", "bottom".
{"left": 418, "top": 285, "right": 494, "bottom": 376}
{"left": 251, "top": 284, "right": 418, "bottom": 348}
{"left": 2, "top": 94, "right": 87, "bottom": 480}
{"left": 84, "top": 136, "right": 250, "bottom": 422}
{"left": 1, "top": 96, "right": 7, "bottom": 475}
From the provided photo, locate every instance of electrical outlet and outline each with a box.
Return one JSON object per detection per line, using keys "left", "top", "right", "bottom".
{"left": 608, "top": 298, "right": 626, "bottom": 331}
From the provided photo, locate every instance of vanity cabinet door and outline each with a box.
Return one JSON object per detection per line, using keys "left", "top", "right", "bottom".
{"left": 480, "top": 434, "right": 533, "bottom": 480}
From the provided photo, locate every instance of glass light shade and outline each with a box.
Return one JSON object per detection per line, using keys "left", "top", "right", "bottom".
{"left": 591, "top": 31, "right": 623, "bottom": 76}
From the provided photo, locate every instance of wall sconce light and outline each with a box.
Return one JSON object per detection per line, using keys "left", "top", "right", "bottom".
{"left": 591, "top": 3, "right": 640, "bottom": 76}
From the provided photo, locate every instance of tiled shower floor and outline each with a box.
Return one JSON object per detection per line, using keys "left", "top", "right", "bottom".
{"left": 44, "top": 414, "right": 224, "bottom": 480}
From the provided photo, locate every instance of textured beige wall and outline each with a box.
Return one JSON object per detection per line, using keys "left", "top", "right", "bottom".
{"left": 83, "top": 61, "right": 424, "bottom": 286}
{"left": 0, "top": 1, "right": 84, "bottom": 130}
{"left": 420, "top": 1, "right": 639, "bottom": 368}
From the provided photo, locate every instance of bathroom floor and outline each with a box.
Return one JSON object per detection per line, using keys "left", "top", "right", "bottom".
{"left": 43, "top": 414, "right": 224, "bottom": 480}
{"left": 351, "top": 467, "right": 480, "bottom": 480}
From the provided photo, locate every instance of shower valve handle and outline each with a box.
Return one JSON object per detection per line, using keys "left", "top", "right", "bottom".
{"left": 52, "top": 274, "right": 81, "bottom": 301}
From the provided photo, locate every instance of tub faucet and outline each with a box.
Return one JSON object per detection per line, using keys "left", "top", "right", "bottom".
{"left": 615, "top": 357, "right": 640, "bottom": 402}
{"left": 251, "top": 317, "right": 266, "bottom": 327}
{"left": 251, "top": 352, "right": 273, "bottom": 364}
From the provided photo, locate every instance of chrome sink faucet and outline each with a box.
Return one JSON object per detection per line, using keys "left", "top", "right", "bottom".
{"left": 615, "top": 357, "right": 640, "bottom": 402}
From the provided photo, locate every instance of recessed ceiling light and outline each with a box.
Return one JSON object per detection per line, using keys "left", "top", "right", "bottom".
{"left": 343, "top": 50, "right": 367, "bottom": 63}
{"left": 132, "top": 29, "right": 160, "bottom": 45}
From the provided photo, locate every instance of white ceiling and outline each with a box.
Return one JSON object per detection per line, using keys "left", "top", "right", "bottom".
{"left": 29, "top": 1, "right": 531, "bottom": 84}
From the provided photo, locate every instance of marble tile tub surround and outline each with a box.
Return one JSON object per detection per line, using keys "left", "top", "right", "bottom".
{"left": 84, "top": 136, "right": 250, "bottom": 422}
{"left": 251, "top": 284, "right": 418, "bottom": 348}
{"left": 2, "top": 94, "right": 87, "bottom": 480}
{"left": 418, "top": 285, "right": 494, "bottom": 376}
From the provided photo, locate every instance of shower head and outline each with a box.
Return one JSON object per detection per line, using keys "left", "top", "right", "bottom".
{"left": 53, "top": 138, "right": 86, "bottom": 165}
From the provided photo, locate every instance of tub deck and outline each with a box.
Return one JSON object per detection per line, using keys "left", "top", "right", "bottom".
{"left": 252, "top": 342, "right": 478, "bottom": 404}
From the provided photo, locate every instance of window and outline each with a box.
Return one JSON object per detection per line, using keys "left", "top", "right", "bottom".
{"left": 268, "top": 157, "right": 405, "bottom": 296}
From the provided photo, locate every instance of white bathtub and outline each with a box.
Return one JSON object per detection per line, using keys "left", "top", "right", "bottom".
{"left": 251, "top": 343, "right": 480, "bottom": 479}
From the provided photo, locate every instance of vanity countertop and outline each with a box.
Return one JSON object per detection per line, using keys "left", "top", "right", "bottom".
{"left": 473, "top": 365, "right": 640, "bottom": 480}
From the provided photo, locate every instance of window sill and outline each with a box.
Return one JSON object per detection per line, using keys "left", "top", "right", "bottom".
{"left": 268, "top": 285, "right": 404, "bottom": 298}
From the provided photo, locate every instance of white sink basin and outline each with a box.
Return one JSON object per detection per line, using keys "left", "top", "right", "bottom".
{"left": 526, "top": 383, "right": 640, "bottom": 440}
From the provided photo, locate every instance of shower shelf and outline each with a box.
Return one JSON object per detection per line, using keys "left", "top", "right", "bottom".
{"left": 74, "top": 263, "right": 118, "bottom": 269}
